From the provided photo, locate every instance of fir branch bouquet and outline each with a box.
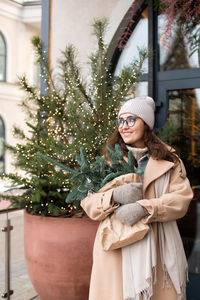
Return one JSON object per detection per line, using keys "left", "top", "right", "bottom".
{"left": 38, "top": 144, "right": 143, "bottom": 210}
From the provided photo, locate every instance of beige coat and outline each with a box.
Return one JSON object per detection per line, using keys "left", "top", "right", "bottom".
{"left": 81, "top": 156, "right": 193, "bottom": 300}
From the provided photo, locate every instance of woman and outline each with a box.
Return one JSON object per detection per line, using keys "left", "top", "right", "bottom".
{"left": 81, "top": 96, "right": 193, "bottom": 300}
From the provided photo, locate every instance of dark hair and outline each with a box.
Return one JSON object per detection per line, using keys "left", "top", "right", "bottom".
{"left": 102, "top": 125, "right": 178, "bottom": 163}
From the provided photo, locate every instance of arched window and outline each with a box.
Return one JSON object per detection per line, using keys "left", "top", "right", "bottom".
{"left": 108, "top": 0, "right": 148, "bottom": 97}
{"left": 0, "top": 32, "right": 7, "bottom": 82}
{"left": 0, "top": 116, "right": 5, "bottom": 173}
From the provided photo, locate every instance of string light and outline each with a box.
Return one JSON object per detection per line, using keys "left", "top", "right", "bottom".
{"left": 6, "top": 21, "right": 147, "bottom": 217}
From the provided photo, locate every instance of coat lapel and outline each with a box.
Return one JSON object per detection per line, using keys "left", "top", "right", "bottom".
{"left": 143, "top": 157, "right": 174, "bottom": 194}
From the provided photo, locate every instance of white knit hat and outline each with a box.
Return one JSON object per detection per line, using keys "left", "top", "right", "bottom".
{"left": 118, "top": 96, "right": 155, "bottom": 129}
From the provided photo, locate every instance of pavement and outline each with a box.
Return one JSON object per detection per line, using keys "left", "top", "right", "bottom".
{"left": 0, "top": 209, "right": 40, "bottom": 300}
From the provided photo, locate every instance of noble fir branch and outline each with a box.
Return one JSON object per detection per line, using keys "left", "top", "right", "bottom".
{"left": 0, "top": 172, "right": 31, "bottom": 188}
{"left": 114, "top": 48, "right": 148, "bottom": 99}
{"left": 20, "top": 101, "right": 36, "bottom": 120}
{"left": 18, "top": 76, "right": 40, "bottom": 104}
{"left": 39, "top": 144, "right": 143, "bottom": 209}
{"left": 66, "top": 144, "right": 143, "bottom": 205}
{"left": 92, "top": 18, "right": 108, "bottom": 42}
{"left": 59, "top": 45, "right": 89, "bottom": 103}
{"left": 37, "top": 152, "right": 78, "bottom": 175}
{"left": 92, "top": 20, "right": 107, "bottom": 118}
{"left": 31, "top": 36, "right": 56, "bottom": 91}
{"left": 0, "top": 194, "right": 26, "bottom": 209}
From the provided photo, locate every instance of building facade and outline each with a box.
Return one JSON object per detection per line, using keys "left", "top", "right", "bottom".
{"left": 0, "top": 0, "right": 41, "bottom": 173}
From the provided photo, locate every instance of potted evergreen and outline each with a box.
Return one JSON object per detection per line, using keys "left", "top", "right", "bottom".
{"left": 0, "top": 19, "right": 147, "bottom": 300}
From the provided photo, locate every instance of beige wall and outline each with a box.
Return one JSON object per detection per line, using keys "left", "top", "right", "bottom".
{"left": 50, "top": 0, "right": 133, "bottom": 76}
{"left": 0, "top": 0, "right": 41, "bottom": 173}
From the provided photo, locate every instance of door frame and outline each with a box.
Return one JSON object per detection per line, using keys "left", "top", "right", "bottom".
{"left": 156, "top": 68, "right": 200, "bottom": 129}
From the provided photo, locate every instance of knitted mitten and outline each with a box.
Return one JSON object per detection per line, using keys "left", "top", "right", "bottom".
{"left": 115, "top": 202, "right": 146, "bottom": 225}
{"left": 113, "top": 182, "right": 142, "bottom": 205}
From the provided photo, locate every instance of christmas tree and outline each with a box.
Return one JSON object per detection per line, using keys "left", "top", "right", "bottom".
{"left": 0, "top": 19, "right": 147, "bottom": 217}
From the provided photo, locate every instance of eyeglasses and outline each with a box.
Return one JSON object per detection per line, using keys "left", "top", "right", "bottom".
{"left": 115, "top": 116, "right": 137, "bottom": 129}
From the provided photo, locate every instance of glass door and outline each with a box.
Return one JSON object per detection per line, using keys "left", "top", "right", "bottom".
{"left": 167, "top": 89, "right": 200, "bottom": 299}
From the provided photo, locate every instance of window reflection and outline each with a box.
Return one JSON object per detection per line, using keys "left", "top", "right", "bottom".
{"left": 167, "top": 90, "right": 200, "bottom": 291}
{"left": 158, "top": 15, "right": 200, "bottom": 70}
{"left": 0, "top": 116, "right": 5, "bottom": 173}
{"left": 168, "top": 89, "right": 200, "bottom": 169}
{"left": 0, "top": 32, "right": 6, "bottom": 81}
{"left": 115, "top": 8, "right": 148, "bottom": 76}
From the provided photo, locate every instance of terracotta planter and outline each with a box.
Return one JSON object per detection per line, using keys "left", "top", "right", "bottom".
{"left": 24, "top": 211, "right": 98, "bottom": 300}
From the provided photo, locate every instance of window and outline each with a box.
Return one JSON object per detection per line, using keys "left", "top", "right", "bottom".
{"left": 114, "top": 8, "right": 148, "bottom": 97}
{"left": 158, "top": 16, "right": 200, "bottom": 71}
{"left": 110, "top": 3, "right": 148, "bottom": 97}
{"left": 115, "top": 8, "right": 148, "bottom": 76}
{"left": 168, "top": 89, "right": 200, "bottom": 297}
{"left": 0, "top": 116, "right": 5, "bottom": 173}
{"left": 0, "top": 32, "right": 7, "bottom": 82}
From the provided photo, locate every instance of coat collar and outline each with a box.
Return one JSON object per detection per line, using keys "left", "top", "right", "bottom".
{"left": 143, "top": 157, "right": 174, "bottom": 193}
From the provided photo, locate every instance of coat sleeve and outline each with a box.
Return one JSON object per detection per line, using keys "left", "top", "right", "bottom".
{"left": 81, "top": 189, "right": 119, "bottom": 221}
{"left": 137, "top": 159, "right": 193, "bottom": 223}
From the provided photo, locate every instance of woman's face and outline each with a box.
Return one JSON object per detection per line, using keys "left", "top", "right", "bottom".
{"left": 118, "top": 113, "right": 146, "bottom": 148}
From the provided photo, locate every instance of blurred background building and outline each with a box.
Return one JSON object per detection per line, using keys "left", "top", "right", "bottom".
{"left": 0, "top": 1, "right": 41, "bottom": 298}
{"left": 0, "top": 0, "right": 41, "bottom": 174}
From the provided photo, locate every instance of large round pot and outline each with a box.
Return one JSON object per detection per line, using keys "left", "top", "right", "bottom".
{"left": 24, "top": 211, "right": 98, "bottom": 300}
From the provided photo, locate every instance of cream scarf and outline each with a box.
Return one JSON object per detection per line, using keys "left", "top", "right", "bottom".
{"left": 122, "top": 148, "right": 188, "bottom": 300}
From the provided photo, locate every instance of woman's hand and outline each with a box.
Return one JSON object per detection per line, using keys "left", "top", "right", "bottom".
{"left": 113, "top": 182, "right": 142, "bottom": 205}
{"left": 114, "top": 202, "right": 146, "bottom": 225}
